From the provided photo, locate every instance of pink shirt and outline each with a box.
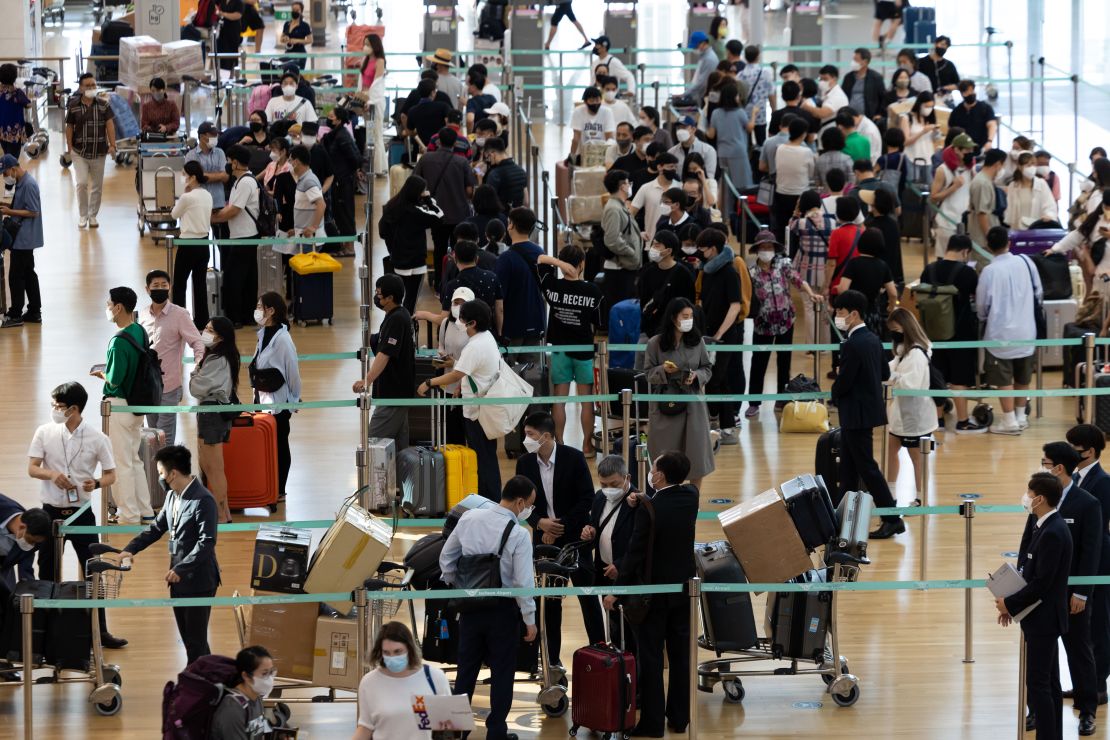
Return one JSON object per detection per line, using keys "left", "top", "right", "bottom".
{"left": 361, "top": 58, "right": 380, "bottom": 90}
{"left": 139, "top": 301, "right": 205, "bottom": 392}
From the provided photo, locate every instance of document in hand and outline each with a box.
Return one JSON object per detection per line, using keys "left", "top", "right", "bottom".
{"left": 413, "top": 693, "right": 476, "bottom": 732}
{"left": 987, "top": 562, "right": 1041, "bottom": 622}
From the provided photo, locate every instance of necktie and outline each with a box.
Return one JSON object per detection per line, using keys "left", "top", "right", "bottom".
{"left": 1073, "top": 472, "right": 1081, "bottom": 488}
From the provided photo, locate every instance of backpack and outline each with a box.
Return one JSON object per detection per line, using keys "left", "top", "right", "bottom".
{"left": 115, "top": 326, "right": 164, "bottom": 415}
{"left": 912, "top": 261, "right": 961, "bottom": 342}
{"left": 238, "top": 175, "right": 277, "bottom": 238}
{"left": 993, "top": 184, "right": 1008, "bottom": 222}
{"left": 877, "top": 153, "right": 906, "bottom": 191}
{"left": 448, "top": 520, "right": 516, "bottom": 614}
{"left": 477, "top": 0, "right": 507, "bottom": 41}
{"left": 162, "top": 654, "right": 239, "bottom": 739}
{"left": 193, "top": 0, "right": 219, "bottom": 29}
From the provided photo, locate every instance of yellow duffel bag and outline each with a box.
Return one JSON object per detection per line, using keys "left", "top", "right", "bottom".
{"left": 779, "top": 400, "right": 831, "bottom": 434}
{"left": 290, "top": 251, "right": 342, "bottom": 275}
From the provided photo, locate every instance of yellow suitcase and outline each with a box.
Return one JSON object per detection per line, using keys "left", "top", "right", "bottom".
{"left": 441, "top": 444, "right": 479, "bottom": 509}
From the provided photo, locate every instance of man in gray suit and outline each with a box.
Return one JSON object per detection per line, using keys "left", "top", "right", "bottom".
{"left": 121, "top": 445, "right": 220, "bottom": 665}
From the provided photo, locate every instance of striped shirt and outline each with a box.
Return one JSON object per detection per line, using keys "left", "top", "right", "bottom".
{"left": 65, "top": 97, "right": 114, "bottom": 158}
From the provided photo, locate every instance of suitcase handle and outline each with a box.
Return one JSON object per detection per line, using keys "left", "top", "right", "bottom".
{"left": 231, "top": 413, "right": 254, "bottom": 428}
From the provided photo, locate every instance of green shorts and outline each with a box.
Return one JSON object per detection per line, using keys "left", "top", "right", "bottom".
{"left": 551, "top": 352, "right": 595, "bottom": 386}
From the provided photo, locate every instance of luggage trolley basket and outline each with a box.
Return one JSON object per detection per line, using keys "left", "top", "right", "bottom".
{"left": 532, "top": 540, "right": 594, "bottom": 718}
{"left": 0, "top": 542, "right": 130, "bottom": 716}
{"left": 135, "top": 141, "right": 189, "bottom": 241}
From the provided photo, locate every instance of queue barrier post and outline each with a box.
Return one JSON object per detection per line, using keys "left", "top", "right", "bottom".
{"left": 355, "top": 587, "right": 369, "bottom": 678}
{"left": 1034, "top": 346, "right": 1043, "bottom": 418}
{"left": 21, "top": 592, "right": 33, "bottom": 740}
{"left": 357, "top": 393, "right": 371, "bottom": 510}
{"left": 51, "top": 519, "right": 64, "bottom": 583}
{"left": 880, "top": 386, "right": 891, "bottom": 478}
{"left": 1084, "top": 332, "right": 1096, "bottom": 424}
{"left": 962, "top": 500, "right": 976, "bottom": 664}
{"left": 165, "top": 233, "right": 175, "bottom": 278}
{"left": 812, "top": 301, "right": 824, "bottom": 380}
{"left": 541, "top": 171, "right": 552, "bottom": 256}
{"left": 1016, "top": 638, "right": 1027, "bottom": 740}
{"left": 597, "top": 341, "right": 611, "bottom": 457}
{"left": 1006, "top": 41, "right": 1014, "bottom": 127}
{"left": 620, "top": 388, "right": 633, "bottom": 465}
{"left": 636, "top": 443, "right": 650, "bottom": 492}
{"left": 918, "top": 436, "right": 934, "bottom": 582}
{"left": 99, "top": 399, "right": 112, "bottom": 526}
{"left": 687, "top": 576, "right": 701, "bottom": 739}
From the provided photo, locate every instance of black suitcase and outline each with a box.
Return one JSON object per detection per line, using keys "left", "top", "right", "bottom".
{"left": 1076, "top": 363, "right": 1110, "bottom": 435}
{"left": 292, "top": 272, "right": 334, "bottom": 325}
{"left": 815, "top": 428, "right": 841, "bottom": 499}
{"left": 779, "top": 474, "right": 838, "bottom": 551}
{"left": 46, "top": 581, "right": 91, "bottom": 671}
{"left": 607, "top": 367, "right": 649, "bottom": 420}
{"left": 404, "top": 533, "right": 445, "bottom": 590}
{"left": 766, "top": 570, "right": 831, "bottom": 663}
{"left": 694, "top": 541, "right": 758, "bottom": 654}
{"left": 3, "top": 580, "right": 54, "bottom": 663}
{"left": 421, "top": 598, "right": 460, "bottom": 664}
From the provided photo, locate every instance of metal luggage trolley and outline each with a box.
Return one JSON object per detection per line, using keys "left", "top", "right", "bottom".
{"left": 695, "top": 552, "right": 866, "bottom": 708}
{"left": 135, "top": 142, "right": 189, "bottom": 241}
{"left": 0, "top": 543, "right": 130, "bottom": 715}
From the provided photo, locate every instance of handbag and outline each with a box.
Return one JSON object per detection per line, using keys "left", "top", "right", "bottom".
{"left": 1019, "top": 255, "right": 1048, "bottom": 340}
{"left": 248, "top": 360, "right": 286, "bottom": 393}
{"left": 621, "top": 495, "right": 655, "bottom": 625}
{"left": 449, "top": 521, "right": 516, "bottom": 614}
{"left": 756, "top": 177, "right": 775, "bottom": 207}
{"left": 779, "top": 400, "right": 831, "bottom": 433}
{"left": 2, "top": 216, "right": 21, "bottom": 244}
{"left": 468, "top": 359, "right": 535, "bottom": 440}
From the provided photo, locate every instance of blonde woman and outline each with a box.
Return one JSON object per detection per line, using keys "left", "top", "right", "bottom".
{"left": 885, "top": 307, "right": 938, "bottom": 496}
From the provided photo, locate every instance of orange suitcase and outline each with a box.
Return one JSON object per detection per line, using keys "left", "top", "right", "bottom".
{"left": 224, "top": 413, "right": 280, "bottom": 512}
{"left": 556, "top": 159, "right": 572, "bottom": 224}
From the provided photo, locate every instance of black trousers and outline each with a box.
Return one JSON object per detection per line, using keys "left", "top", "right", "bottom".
{"left": 274, "top": 410, "right": 292, "bottom": 499}
{"left": 38, "top": 504, "right": 110, "bottom": 634}
{"left": 7, "top": 248, "right": 41, "bottom": 318}
{"left": 455, "top": 603, "right": 521, "bottom": 740}
{"left": 837, "top": 427, "right": 898, "bottom": 521}
{"left": 708, "top": 324, "right": 744, "bottom": 429}
{"left": 445, "top": 405, "right": 466, "bottom": 445}
{"left": 430, "top": 221, "right": 456, "bottom": 292}
{"left": 173, "top": 588, "right": 217, "bottom": 666}
{"left": 1026, "top": 633, "right": 1063, "bottom": 740}
{"left": 172, "top": 243, "right": 211, "bottom": 330}
{"left": 220, "top": 242, "right": 258, "bottom": 325}
{"left": 331, "top": 174, "right": 357, "bottom": 242}
{"left": 749, "top": 326, "right": 794, "bottom": 402}
{"left": 1094, "top": 583, "right": 1110, "bottom": 695}
{"left": 633, "top": 594, "right": 690, "bottom": 735}
{"left": 543, "top": 563, "right": 605, "bottom": 666}
{"left": 753, "top": 124, "right": 767, "bottom": 147}
{"left": 465, "top": 417, "right": 501, "bottom": 501}
{"left": 398, "top": 273, "right": 423, "bottom": 316}
{"left": 1062, "top": 601, "right": 1099, "bottom": 716}
{"left": 770, "top": 192, "right": 800, "bottom": 244}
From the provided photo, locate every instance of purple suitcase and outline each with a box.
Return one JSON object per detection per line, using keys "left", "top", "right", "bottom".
{"left": 1009, "top": 229, "right": 1067, "bottom": 256}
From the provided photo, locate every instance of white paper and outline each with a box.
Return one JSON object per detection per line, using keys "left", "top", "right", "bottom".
{"left": 987, "top": 562, "right": 1041, "bottom": 622}
{"left": 412, "top": 694, "right": 476, "bottom": 732}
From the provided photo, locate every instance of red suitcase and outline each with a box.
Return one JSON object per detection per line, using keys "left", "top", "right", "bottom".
{"left": 224, "top": 413, "right": 279, "bottom": 512}
{"left": 570, "top": 615, "right": 637, "bottom": 737}
{"left": 556, "top": 159, "right": 572, "bottom": 224}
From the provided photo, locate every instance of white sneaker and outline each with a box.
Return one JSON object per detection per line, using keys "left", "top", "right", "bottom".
{"left": 989, "top": 420, "right": 1022, "bottom": 436}
{"left": 88, "top": 217, "right": 99, "bottom": 228}
{"left": 78, "top": 218, "right": 88, "bottom": 228}
{"left": 1017, "top": 416, "right": 1030, "bottom": 430}
{"left": 719, "top": 427, "right": 740, "bottom": 445}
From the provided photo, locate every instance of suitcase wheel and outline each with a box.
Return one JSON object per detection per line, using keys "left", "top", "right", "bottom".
{"left": 540, "top": 694, "right": 568, "bottom": 718}
{"left": 268, "top": 504, "right": 279, "bottom": 513}
{"left": 722, "top": 678, "right": 744, "bottom": 704}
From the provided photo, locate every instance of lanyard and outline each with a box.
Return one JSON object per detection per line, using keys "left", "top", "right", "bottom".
{"left": 59, "top": 426, "right": 85, "bottom": 478}
{"left": 168, "top": 490, "right": 184, "bottom": 541}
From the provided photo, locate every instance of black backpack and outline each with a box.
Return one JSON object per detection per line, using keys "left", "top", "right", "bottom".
{"left": 448, "top": 521, "right": 515, "bottom": 613}
{"left": 238, "top": 175, "right": 277, "bottom": 238}
{"left": 115, "top": 327, "right": 164, "bottom": 416}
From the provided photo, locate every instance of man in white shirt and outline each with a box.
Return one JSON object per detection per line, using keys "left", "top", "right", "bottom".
{"left": 28, "top": 381, "right": 127, "bottom": 648}
{"left": 853, "top": 110, "right": 884, "bottom": 167}
{"left": 591, "top": 36, "right": 636, "bottom": 93}
{"left": 805, "top": 64, "right": 850, "bottom": 128}
{"left": 212, "top": 145, "right": 262, "bottom": 327}
{"left": 264, "top": 71, "right": 318, "bottom": 125}
{"left": 600, "top": 76, "right": 636, "bottom": 127}
{"left": 630, "top": 152, "right": 680, "bottom": 242}
{"left": 569, "top": 87, "right": 615, "bottom": 163}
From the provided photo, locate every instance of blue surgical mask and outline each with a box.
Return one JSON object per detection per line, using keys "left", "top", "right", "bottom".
{"left": 382, "top": 652, "right": 409, "bottom": 673}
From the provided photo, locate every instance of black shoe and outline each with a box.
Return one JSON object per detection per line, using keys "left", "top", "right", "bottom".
{"left": 629, "top": 727, "right": 664, "bottom": 738}
{"left": 869, "top": 519, "right": 906, "bottom": 539}
{"left": 1079, "top": 714, "right": 1096, "bottom": 736}
{"left": 667, "top": 721, "right": 688, "bottom": 733}
{"left": 1025, "top": 714, "right": 1036, "bottom": 732}
{"left": 1062, "top": 689, "right": 1075, "bottom": 699}
{"left": 1099, "top": 692, "right": 1108, "bottom": 705}
{"left": 20, "top": 314, "right": 41, "bottom": 323}
{"left": 100, "top": 632, "right": 128, "bottom": 649}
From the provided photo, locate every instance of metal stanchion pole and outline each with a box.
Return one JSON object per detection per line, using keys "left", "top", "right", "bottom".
{"left": 1016, "top": 638, "right": 1027, "bottom": 740}
{"left": 637, "top": 443, "right": 649, "bottom": 491}
{"left": 1038, "top": 57, "right": 1045, "bottom": 141}
{"left": 963, "top": 500, "right": 976, "bottom": 664}
{"left": 99, "top": 399, "right": 112, "bottom": 526}
{"left": 1072, "top": 75, "right": 1080, "bottom": 166}
{"left": 358, "top": 392, "right": 371, "bottom": 510}
{"left": 541, "top": 171, "right": 551, "bottom": 255}
{"left": 165, "top": 234, "right": 175, "bottom": 278}
{"left": 1006, "top": 41, "right": 1014, "bottom": 125}
{"left": 21, "top": 593, "right": 33, "bottom": 740}
{"left": 1028, "top": 56, "right": 1034, "bottom": 134}
{"left": 652, "top": 80, "right": 659, "bottom": 111}
{"left": 531, "top": 145, "right": 540, "bottom": 215}
{"left": 620, "top": 389, "right": 632, "bottom": 465}
{"left": 51, "top": 520, "right": 63, "bottom": 582}
{"left": 1034, "top": 346, "right": 1043, "bottom": 418}
{"left": 558, "top": 52, "right": 565, "bottom": 124}
{"left": 880, "top": 386, "right": 891, "bottom": 478}
{"left": 687, "top": 577, "right": 701, "bottom": 739}
{"left": 598, "top": 341, "right": 611, "bottom": 457}
{"left": 812, "top": 302, "right": 822, "bottom": 380}
{"left": 355, "top": 587, "right": 370, "bottom": 674}
{"left": 1084, "top": 332, "right": 1096, "bottom": 424}
{"left": 637, "top": 63, "right": 645, "bottom": 108}
{"left": 918, "top": 436, "right": 934, "bottom": 582}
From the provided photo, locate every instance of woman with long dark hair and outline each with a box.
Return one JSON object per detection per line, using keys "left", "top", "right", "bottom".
{"left": 237, "top": 109, "right": 270, "bottom": 148}
{"left": 189, "top": 316, "right": 240, "bottom": 522}
{"left": 210, "top": 646, "right": 276, "bottom": 738}
{"left": 707, "top": 81, "right": 753, "bottom": 219}
{"left": 250, "top": 292, "right": 301, "bottom": 503}
{"left": 884, "top": 307, "right": 938, "bottom": 496}
{"left": 360, "top": 33, "right": 388, "bottom": 175}
{"left": 1049, "top": 189, "right": 1110, "bottom": 293}
{"left": 643, "top": 297, "right": 715, "bottom": 489}
{"left": 379, "top": 175, "right": 444, "bottom": 314}
{"left": 464, "top": 184, "right": 507, "bottom": 247}
{"left": 900, "top": 91, "right": 939, "bottom": 176}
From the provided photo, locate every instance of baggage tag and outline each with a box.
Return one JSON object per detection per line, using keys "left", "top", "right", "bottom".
{"left": 439, "top": 618, "right": 449, "bottom": 640}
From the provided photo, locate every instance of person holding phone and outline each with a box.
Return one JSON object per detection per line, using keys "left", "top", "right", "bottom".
{"left": 352, "top": 275, "right": 415, "bottom": 452}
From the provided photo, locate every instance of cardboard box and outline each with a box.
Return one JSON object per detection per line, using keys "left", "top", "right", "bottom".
{"left": 304, "top": 502, "right": 393, "bottom": 612}
{"left": 312, "top": 616, "right": 360, "bottom": 690}
{"left": 252, "top": 526, "right": 312, "bottom": 594}
{"left": 718, "top": 490, "right": 813, "bottom": 585}
{"left": 572, "top": 166, "right": 607, "bottom": 196}
{"left": 247, "top": 593, "right": 318, "bottom": 681}
{"left": 568, "top": 194, "right": 606, "bottom": 225}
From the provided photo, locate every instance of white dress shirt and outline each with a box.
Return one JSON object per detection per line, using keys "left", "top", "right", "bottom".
{"left": 537, "top": 445, "right": 557, "bottom": 518}
{"left": 28, "top": 419, "right": 116, "bottom": 507}
{"left": 598, "top": 498, "right": 620, "bottom": 565}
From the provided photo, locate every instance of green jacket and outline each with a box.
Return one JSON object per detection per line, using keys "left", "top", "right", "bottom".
{"left": 103, "top": 323, "right": 145, "bottom": 399}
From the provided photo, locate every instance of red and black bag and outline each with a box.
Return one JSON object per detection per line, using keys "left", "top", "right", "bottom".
{"left": 162, "top": 654, "right": 239, "bottom": 739}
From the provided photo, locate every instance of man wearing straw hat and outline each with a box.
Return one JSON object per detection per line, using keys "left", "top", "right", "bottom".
{"left": 426, "top": 48, "right": 464, "bottom": 112}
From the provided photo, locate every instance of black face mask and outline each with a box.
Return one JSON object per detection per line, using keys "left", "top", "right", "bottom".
{"left": 963, "top": 153, "right": 975, "bottom": 166}
{"left": 158, "top": 476, "right": 171, "bottom": 495}
{"left": 250, "top": 121, "right": 263, "bottom": 133}
{"left": 586, "top": 103, "right": 601, "bottom": 114}
{"left": 373, "top": 296, "right": 384, "bottom": 310}
{"left": 150, "top": 288, "right": 170, "bottom": 304}
{"left": 291, "top": 11, "right": 300, "bottom": 19}
{"left": 662, "top": 169, "right": 679, "bottom": 181}
{"left": 934, "top": 46, "right": 947, "bottom": 57}
{"left": 963, "top": 94, "right": 977, "bottom": 106}
{"left": 891, "top": 331, "right": 905, "bottom": 346}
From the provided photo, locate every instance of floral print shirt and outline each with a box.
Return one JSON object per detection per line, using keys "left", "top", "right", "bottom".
{"left": 749, "top": 255, "right": 805, "bottom": 336}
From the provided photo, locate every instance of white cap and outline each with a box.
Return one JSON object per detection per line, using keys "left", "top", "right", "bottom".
{"left": 485, "top": 102, "right": 511, "bottom": 118}
{"left": 451, "top": 287, "right": 476, "bottom": 303}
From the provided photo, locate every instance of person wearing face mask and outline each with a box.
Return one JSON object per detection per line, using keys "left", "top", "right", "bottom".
{"left": 361, "top": 33, "right": 388, "bottom": 176}
{"left": 121, "top": 445, "right": 221, "bottom": 666}
{"left": 667, "top": 115, "right": 717, "bottom": 183}
{"left": 1006, "top": 151, "right": 1061, "bottom": 230}
{"left": 600, "top": 76, "right": 636, "bottom": 127}
{"left": 139, "top": 77, "right": 180, "bottom": 137}
{"left": 569, "top": 86, "right": 615, "bottom": 165}
{"left": 211, "top": 145, "right": 263, "bottom": 327}
{"left": 683, "top": 31, "right": 719, "bottom": 104}
{"left": 64, "top": 73, "right": 116, "bottom": 229}
{"left": 883, "top": 68, "right": 914, "bottom": 112}
{"left": 787, "top": 189, "right": 837, "bottom": 287}
{"left": 998, "top": 472, "right": 1073, "bottom": 740}
{"left": 464, "top": 72, "right": 497, "bottom": 132}
{"left": 189, "top": 316, "right": 240, "bottom": 523}
{"left": 654, "top": 187, "right": 691, "bottom": 237}
{"left": 278, "top": 0, "right": 312, "bottom": 67}
{"left": 482, "top": 138, "right": 527, "bottom": 212}
{"left": 643, "top": 298, "right": 714, "bottom": 489}
{"left": 249, "top": 293, "right": 301, "bottom": 502}
{"left": 1048, "top": 190, "right": 1110, "bottom": 292}
{"left": 1034, "top": 150, "right": 1061, "bottom": 203}
{"left": 256, "top": 138, "right": 295, "bottom": 249}
{"left": 840, "top": 48, "right": 886, "bottom": 125}
{"left": 600, "top": 170, "right": 644, "bottom": 310}
{"left": 430, "top": 238, "right": 504, "bottom": 336}
{"left": 237, "top": 111, "right": 270, "bottom": 149}
{"left": 900, "top": 92, "right": 940, "bottom": 175}
{"left": 0, "top": 494, "right": 49, "bottom": 601}
{"left": 92, "top": 286, "right": 156, "bottom": 525}
{"left": 830, "top": 289, "right": 903, "bottom": 539}
{"left": 630, "top": 151, "right": 681, "bottom": 241}
{"left": 895, "top": 49, "right": 934, "bottom": 94}
{"left": 27, "top": 381, "right": 127, "bottom": 649}
{"left": 604, "top": 121, "right": 636, "bottom": 168}
{"left": 612, "top": 125, "right": 653, "bottom": 184}
{"left": 353, "top": 623, "right": 452, "bottom": 740}
{"left": 638, "top": 105, "right": 673, "bottom": 151}
{"left": 379, "top": 175, "right": 444, "bottom": 314}
{"left": 681, "top": 172, "right": 714, "bottom": 226}
{"left": 0, "top": 63, "right": 31, "bottom": 158}
{"left": 428, "top": 286, "right": 476, "bottom": 444}
{"left": 263, "top": 71, "right": 318, "bottom": 126}
{"left": 210, "top": 646, "right": 278, "bottom": 739}
{"left": 1069, "top": 158, "right": 1110, "bottom": 231}
{"left": 414, "top": 126, "right": 476, "bottom": 287}
{"left": 803, "top": 65, "right": 849, "bottom": 128}
{"left": 352, "top": 275, "right": 416, "bottom": 451}
{"left": 0, "top": 154, "right": 42, "bottom": 328}
{"left": 707, "top": 81, "right": 754, "bottom": 218}
{"left": 591, "top": 35, "right": 637, "bottom": 92}
{"left": 140, "top": 269, "right": 206, "bottom": 445}
{"left": 438, "top": 475, "right": 537, "bottom": 740}
{"left": 929, "top": 131, "right": 976, "bottom": 256}
{"left": 638, "top": 230, "right": 696, "bottom": 365}
{"left": 918, "top": 36, "right": 960, "bottom": 94}
{"left": 967, "top": 149, "right": 1009, "bottom": 249}
{"left": 185, "top": 121, "right": 230, "bottom": 244}
{"left": 882, "top": 307, "right": 938, "bottom": 493}
{"left": 948, "top": 79, "right": 997, "bottom": 155}
{"left": 418, "top": 299, "right": 503, "bottom": 500}
{"left": 746, "top": 231, "right": 823, "bottom": 419}
{"left": 288, "top": 144, "right": 327, "bottom": 254}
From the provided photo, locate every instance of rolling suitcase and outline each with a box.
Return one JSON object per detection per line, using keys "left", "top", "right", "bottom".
{"left": 397, "top": 397, "right": 447, "bottom": 518}
{"left": 205, "top": 268, "right": 223, "bottom": 318}
{"left": 778, "top": 474, "right": 838, "bottom": 551}
{"left": 607, "top": 367, "right": 649, "bottom": 420}
{"left": 766, "top": 569, "right": 831, "bottom": 663}
{"left": 815, "top": 428, "right": 841, "bottom": 498}
{"left": 1009, "top": 229, "right": 1067, "bottom": 256}
{"left": 409, "top": 319, "right": 437, "bottom": 446}
{"left": 46, "top": 581, "right": 92, "bottom": 671}
{"left": 443, "top": 493, "right": 497, "bottom": 535}
{"left": 1043, "top": 298, "right": 1078, "bottom": 367}
{"left": 570, "top": 606, "right": 636, "bottom": 737}
{"left": 139, "top": 426, "right": 166, "bottom": 509}
{"left": 903, "top": 6, "right": 936, "bottom": 43}
{"left": 607, "top": 299, "right": 640, "bottom": 367}
{"left": 366, "top": 437, "right": 396, "bottom": 512}
{"left": 694, "top": 541, "right": 758, "bottom": 653}
{"left": 834, "top": 491, "right": 874, "bottom": 564}
{"left": 3, "top": 580, "right": 54, "bottom": 663}
{"left": 421, "top": 598, "right": 459, "bottom": 664}
{"left": 1075, "top": 363, "right": 1110, "bottom": 434}
{"left": 555, "top": 159, "right": 571, "bottom": 223}
{"left": 257, "top": 246, "right": 284, "bottom": 298}
{"left": 291, "top": 272, "right": 334, "bottom": 325}
{"left": 224, "top": 413, "right": 280, "bottom": 511}
{"left": 434, "top": 389, "right": 478, "bottom": 510}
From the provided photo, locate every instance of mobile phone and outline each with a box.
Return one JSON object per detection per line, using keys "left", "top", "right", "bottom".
{"left": 89, "top": 363, "right": 106, "bottom": 375}
{"left": 431, "top": 357, "right": 449, "bottom": 368}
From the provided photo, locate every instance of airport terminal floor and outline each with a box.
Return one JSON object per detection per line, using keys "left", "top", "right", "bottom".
{"left": 3, "top": 0, "right": 1110, "bottom": 737}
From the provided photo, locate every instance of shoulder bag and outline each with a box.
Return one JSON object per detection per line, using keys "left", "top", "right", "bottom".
{"left": 1019, "top": 255, "right": 1048, "bottom": 340}
{"left": 621, "top": 495, "right": 656, "bottom": 625}
{"left": 449, "top": 520, "right": 517, "bottom": 613}
{"left": 467, "top": 359, "right": 535, "bottom": 439}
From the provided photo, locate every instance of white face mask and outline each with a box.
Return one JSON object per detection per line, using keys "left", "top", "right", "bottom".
{"left": 757, "top": 250, "right": 775, "bottom": 263}
{"left": 519, "top": 504, "right": 534, "bottom": 521}
{"left": 14, "top": 536, "right": 34, "bottom": 552}
{"left": 648, "top": 247, "right": 664, "bottom": 263}
{"left": 301, "top": 135, "right": 316, "bottom": 147}
{"left": 105, "top": 307, "right": 116, "bottom": 322}
{"left": 817, "top": 79, "right": 830, "bottom": 94}
{"left": 282, "top": 85, "right": 297, "bottom": 98}
{"left": 250, "top": 674, "right": 275, "bottom": 698}
{"left": 1021, "top": 492, "right": 1035, "bottom": 514}
{"left": 623, "top": 183, "right": 632, "bottom": 198}
{"left": 51, "top": 407, "right": 68, "bottom": 424}
{"left": 601, "top": 486, "right": 625, "bottom": 503}
{"left": 678, "top": 318, "right": 694, "bottom": 333}
{"left": 920, "top": 106, "right": 934, "bottom": 116}
{"left": 269, "top": 151, "right": 279, "bottom": 162}
{"left": 83, "top": 88, "right": 97, "bottom": 99}
{"left": 681, "top": 245, "right": 698, "bottom": 255}
{"left": 1081, "top": 179, "right": 1095, "bottom": 193}
{"left": 1035, "top": 165, "right": 1050, "bottom": 177}
{"left": 253, "top": 309, "right": 266, "bottom": 325}
{"left": 849, "top": 60, "right": 861, "bottom": 72}
{"left": 522, "top": 437, "right": 542, "bottom": 454}
{"left": 3, "top": 176, "right": 15, "bottom": 187}
{"left": 1010, "top": 149, "right": 1021, "bottom": 161}
{"left": 676, "top": 128, "right": 692, "bottom": 144}
{"left": 1021, "top": 166, "right": 1037, "bottom": 179}
{"left": 475, "top": 137, "right": 487, "bottom": 148}
{"left": 603, "top": 90, "right": 616, "bottom": 103}
{"left": 834, "top": 316, "right": 849, "bottom": 332}
{"left": 151, "top": 91, "right": 165, "bottom": 102}
{"left": 201, "top": 331, "right": 217, "bottom": 347}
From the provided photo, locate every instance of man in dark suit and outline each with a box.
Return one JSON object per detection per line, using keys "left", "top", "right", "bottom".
{"left": 121, "top": 445, "right": 220, "bottom": 666}
{"left": 998, "top": 472, "right": 1073, "bottom": 740}
{"left": 1069, "top": 423, "right": 1110, "bottom": 705}
{"left": 580, "top": 454, "right": 640, "bottom": 655}
{"left": 607, "top": 450, "right": 699, "bottom": 737}
{"left": 1036, "top": 442, "right": 1102, "bottom": 735}
{"left": 830, "top": 289, "right": 903, "bottom": 539}
{"left": 516, "top": 411, "right": 602, "bottom": 665}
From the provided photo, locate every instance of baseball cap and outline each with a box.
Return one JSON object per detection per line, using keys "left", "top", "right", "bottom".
{"left": 0, "top": 154, "right": 18, "bottom": 172}
{"left": 688, "top": 31, "right": 709, "bottom": 48}
{"left": 678, "top": 115, "right": 697, "bottom": 128}
{"left": 484, "top": 102, "right": 511, "bottom": 118}
{"left": 592, "top": 35, "right": 611, "bottom": 48}
{"left": 197, "top": 121, "right": 218, "bottom": 136}
{"left": 952, "top": 133, "right": 976, "bottom": 150}
{"left": 451, "top": 287, "right": 476, "bottom": 304}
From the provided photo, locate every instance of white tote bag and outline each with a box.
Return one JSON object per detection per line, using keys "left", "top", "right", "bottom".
{"left": 470, "top": 359, "right": 535, "bottom": 440}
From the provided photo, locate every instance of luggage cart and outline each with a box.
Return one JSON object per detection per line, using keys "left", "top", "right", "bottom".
{"left": 135, "top": 142, "right": 189, "bottom": 241}
{"left": 0, "top": 543, "right": 129, "bottom": 715}
{"left": 695, "top": 552, "right": 865, "bottom": 708}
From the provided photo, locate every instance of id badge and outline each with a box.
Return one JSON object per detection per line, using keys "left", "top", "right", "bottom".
{"left": 168, "top": 540, "right": 179, "bottom": 557}
{"left": 65, "top": 488, "right": 80, "bottom": 504}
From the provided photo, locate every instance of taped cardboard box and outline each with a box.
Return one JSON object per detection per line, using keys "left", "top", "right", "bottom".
{"left": 568, "top": 194, "right": 607, "bottom": 225}
{"left": 312, "top": 616, "right": 360, "bottom": 690}
{"left": 718, "top": 489, "right": 813, "bottom": 585}
{"left": 304, "top": 501, "right": 393, "bottom": 612}
{"left": 572, "top": 166, "right": 606, "bottom": 197}
{"left": 247, "top": 592, "right": 318, "bottom": 681}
